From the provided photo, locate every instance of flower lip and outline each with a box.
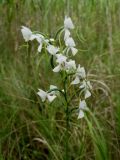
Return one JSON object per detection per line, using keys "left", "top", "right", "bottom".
{"left": 78, "top": 100, "right": 88, "bottom": 119}
{"left": 21, "top": 26, "right": 32, "bottom": 42}
{"left": 37, "top": 88, "right": 57, "bottom": 102}
{"left": 65, "top": 37, "right": 76, "bottom": 47}
{"left": 64, "top": 16, "right": 74, "bottom": 30}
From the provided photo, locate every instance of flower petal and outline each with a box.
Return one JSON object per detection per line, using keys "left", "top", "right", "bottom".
{"left": 71, "top": 76, "right": 80, "bottom": 85}
{"left": 29, "top": 34, "right": 37, "bottom": 41}
{"left": 85, "top": 90, "right": 91, "bottom": 99}
{"left": 65, "top": 37, "right": 75, "bottom": 47}
{"left": 64, "top": 29, "right": 71, "bottom": 40}
{"left": 38, "top": 43, "right": 42, "bottom": 52}
{"left": 37, "top": 89, "right": 47, "bottom": 102}
{"left": 78, "top": 110, "right": 84, "bottom": 119}
{"left": 21, "top": 26, "right": 32, "bottom": 42}
{"left": 53, "top": 65, "right": 61, "bottom": 72}
{"left": 66, "top": 60, "right": 76, "bottom": 71}
{"left": 56, "top": 54, "right": 67, "bottom": 64}
{"left": 64, "top": 16, "right": 74, "bottom": 29}
{"left": 47, "top": 45, "right": 59, "bottom": 55}
{"left": 79, "top": 100, "right": 87, "bottom": 110}
{"left": 71, "top": 47, "right": 78, "bottom": 56}
{"left": 47, "top": 95, "right": 56, "bottom": 102}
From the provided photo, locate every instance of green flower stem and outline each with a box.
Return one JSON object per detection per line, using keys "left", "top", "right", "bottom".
{"left": 63, "top": 74, "right": 70, "bottom": 160}
{"left": 50, "top": 55, "right": 54, "bottom": 69}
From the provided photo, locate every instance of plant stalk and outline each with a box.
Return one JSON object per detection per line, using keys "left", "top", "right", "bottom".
{"left": 63, "top": 74, "right": 69, "bottom": 160}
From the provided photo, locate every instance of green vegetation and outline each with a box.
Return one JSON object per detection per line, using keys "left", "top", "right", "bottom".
{"left": 0, "top": 0, "right": 120, "bottom": 159}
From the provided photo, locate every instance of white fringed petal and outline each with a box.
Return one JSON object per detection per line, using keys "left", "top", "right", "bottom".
{"left": 64, "top": 29, "right": 71, "bottom": 40}
{"left": 78, "top": 100, "right": 88, "bottom": 119}
{"left": 21, "top": 26, "right": 32, "bottom": 42}
{"left": 47, "top": 45, "right": 59, "bottom": 55}
{"left": 65, "top": 37, "right": 75, "bottom": 47}
{"left": 78, "top": 110, "right": 84, "bottom": 119}
{"left": 79, "top": 100, "right": 87, "bottom": 110}
{"left": 85, "top": 90, "right": 91, "bottom": 99}
{"left": 37, "top": 89, "right": 47, "bottom": 102}
{"left": 47, "top": 95, "right": 56, "bottom": 102}
{"left": 53, "top": 65, "right": 61, "bottom": 72}
{"left": 71, "top": 76, "right": 80, "bottom": 85}
{"left": 64, "top": 16, "right": 74, "bottom": 29}
{"left": 71, "top": 47, "right": 78, "bottom": 56}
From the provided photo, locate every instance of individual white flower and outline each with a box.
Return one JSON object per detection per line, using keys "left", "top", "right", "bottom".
{"left": 78, "top": 100, "right": 88, "bottom": 119}
{"left": 71, "top": 65, "right": 86, "bottom": 85}
{"left": 21, "top": 26, "right": 32, "bottom": 42}
{"left": 47, "top": 45, "right": 59, "bottom": 55}
{"left": 80, "top": 80, "right": 92, "bottom": 99}
{"left": 53, "top": 54, "right": 67, "bottom": 72}
{"left": 65, "top": 37, "right": 78, "bottom": 56}
{"left": 53, "top": 65, "right": 61, "bottom": 73}
{"left": 64, "top": 16, "right": 74, "bottom": 30}
{"left": 53, "top": 54, "right": 76, "bottom": 73}
{"left": 26, "top": 33, "right": 45, "bottom": 52}
{"left": 56, "top": 54, "right": 67, "bottom": 63}
{"left": 65, "top": 60, "right": 76, "bottom": 72}
{"left": 37, "top": 89, "right": 56, "bottom": 102}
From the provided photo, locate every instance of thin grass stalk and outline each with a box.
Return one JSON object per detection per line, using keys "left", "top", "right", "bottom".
{"left": 27, "top": 42, "right": 31, "bottom": 73}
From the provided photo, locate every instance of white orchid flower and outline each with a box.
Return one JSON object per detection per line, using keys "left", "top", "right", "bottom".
{"left": 71, "top": 65, "right": 86, "bottom": 85}
{"left": 65, "top": 60, "right": 76, "bottom": 72}
{"left": 64, "top": 16, "right": 74, "bottom": 30}
{"left": 21, "top": 26, "right": 33, "bottom": 42}
{"left": 31, "top": 34, "right": 50, "bottom": 53}
{"left": 53, "top": 54, "right": 76, "bottom": 73}
{"left": 53, "top": 54, "right": 67, "bottom": 72}
{"left": 80, "top": 80, "right": 92, "bottom": 99}
{"left": 21, "top": 27, "right": 45, "bottom": 53}
{"left": 56, "top": 54, "right": 67, "bottom": 63}
{"left": 65, "top": 37, "right": 78, "bottom": 56}
{"left": 37, "top": 89, "right": 56, "bottom": 102}
{"left": 78, "top": 100, "right": 88, "bottom": 119}
{"left": 47, "top": 45, "right": 59, "bottom": 55}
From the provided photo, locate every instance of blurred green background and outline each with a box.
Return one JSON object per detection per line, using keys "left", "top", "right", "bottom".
{"left": 0, "top": 0, "right": 120, "bottom": 159}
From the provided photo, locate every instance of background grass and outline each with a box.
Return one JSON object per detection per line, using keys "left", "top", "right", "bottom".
{"left": 0, "top": 0, "right": 120, "bottom": 159}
